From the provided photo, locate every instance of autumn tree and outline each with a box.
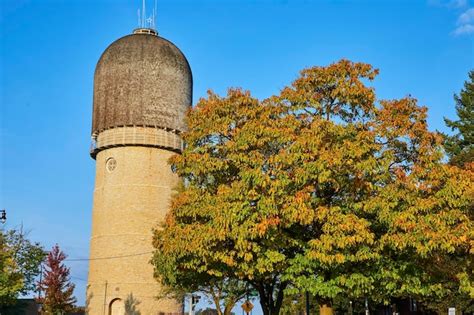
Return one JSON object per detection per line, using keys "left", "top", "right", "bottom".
{"left": 279, "top": 291, "right": 311, "bottom": 315}
{"left": 153, "top": 60, "right": 473, "bottom": 315}
{"left": 444, "top": 70, "right": 473, "bottom": 167}
{"left": 153, "top": 211, "right": 252, "bottom": 315}
{"left": 0, "top": 229, "right": 44, "bottom": 307}
{"left": 37, "top": 244, "right": 76, "bottom": 314}
{"left": 277, "top": 62, "right": 472, "bottom": 314}
{"left": 425, "top": 69, "right": 474, "bottom": 313}
{"left": 153, "top": 89, "right": 296, "bottom": 315}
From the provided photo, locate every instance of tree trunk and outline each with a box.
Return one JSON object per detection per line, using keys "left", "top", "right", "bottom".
{"left": 319, "top": 304, "right": 334, "bottom": 315}
{"left": 210, "top": 289, "right": 223, "bottom": 315}
{"left": 223, "top": 300, "right": 236, "bottom": 315}
{"left": 256, "top": 280, "right": 287, "bottom": 315}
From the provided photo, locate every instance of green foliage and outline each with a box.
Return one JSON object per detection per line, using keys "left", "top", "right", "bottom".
{"left": 431, "top": 69, "right": 474, "bottom": 313}
{"left": 153, "top": 60, "right": 473, "bottom": 314}
{"left": 444, "top": 70, "right": 474, "bottom": 167}
{"left": 152, "top": 234, "right": 250, "bottom": 315}
{"left": 279, "top": 291, "right": 313, "bottom": 315}
{"left": 0, "top": 229, "right": 44, "bottom": 306}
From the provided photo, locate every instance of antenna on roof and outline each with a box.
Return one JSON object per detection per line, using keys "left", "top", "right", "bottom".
{"left": 135, "top": 0, "right": 158, "bottom": 34}
{"left": 137, "top": 9, "right": 141, "bottom": 27}
{"left": 153, "top": 0, "right": 157, "bottom": 29}
{"left": 142, "top": 0, "right": 146, "bottom": 28}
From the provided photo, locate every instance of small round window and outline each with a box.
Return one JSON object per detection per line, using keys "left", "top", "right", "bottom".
{"left": 106, "top": 157, "right": 117, "bottom": 172}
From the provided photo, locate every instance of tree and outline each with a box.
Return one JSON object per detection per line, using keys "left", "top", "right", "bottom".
{"left": 37, "top": 244, "right": 76, "bottom": 314}
{"left": 0, "top": 228, "right": 44, "bottom": 306}
{"left": 153, "top": 89, "right": 293, "bottom": 315}
{"left": 276, "top": 61, "right": 472, "bottom": 314}
{"left": 152, "top": 230, "right": 251, "bottom": 315}
{"left": 153, "top": 60, "right": 473, "bottom": 315}
{"left": 428, "top": 69, "right": 474, "bottom": 313}
{"left": 152, "top": 187, "right": 252, "bottom": 315}
{"left": 278, "top": 291, "right": 309, "bottom": 315}
{"left": 444, "top": 70, "right": 474, "bottom": 167}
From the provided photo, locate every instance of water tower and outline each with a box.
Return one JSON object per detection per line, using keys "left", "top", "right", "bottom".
{"left": 87, "top": 22, "right": 192, "bottom": 314}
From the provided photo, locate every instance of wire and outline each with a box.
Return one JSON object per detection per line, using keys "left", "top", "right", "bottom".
{"left": 70, "top": 276, "right": 87, "bottom": 282}
{"left": 65, "top": 251, "right": 154, "bottom": 262}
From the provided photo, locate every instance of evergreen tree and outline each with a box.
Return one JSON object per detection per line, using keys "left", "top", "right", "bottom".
{"left": 444, "top": 70, "right": 474, "bottom": 167}
{"left": 37, "top": 244, "right": 76, "bottom": 314}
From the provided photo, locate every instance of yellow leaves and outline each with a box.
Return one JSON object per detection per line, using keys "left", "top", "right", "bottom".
{"left": 379, "top": 178, "right": 473, "bottom": 255}
{"left": 376, "top": 99, "right": 444, "bottom": 171}
{"left": 281, "top": 60, "right": 379, "bottom": 122}
{"left": 315, "top": 205, "right": 330, "bottom": 221}
{"left": 378, "top": 98, "right": 424, "bottom": 133}
{"left": 254, "top": 216, "right": 281, "bottom": 237}
{"left": 305, "top": 206, "right": 378, "bottom": 267}
{"left": 154, "top": 59, "right": 473, "bottom": 306}
{"left": 281, "top": 187, "right": 316, "bottom": 225}
{"left": 244, "top": 252, "right": 253, "bottom": 262}
{"left": 221, "top": 254, "right": 236, "bottom": 267}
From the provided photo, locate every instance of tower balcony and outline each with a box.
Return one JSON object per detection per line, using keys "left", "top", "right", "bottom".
{"left": 90, "top": 125, "right": 183, "bottom": 159}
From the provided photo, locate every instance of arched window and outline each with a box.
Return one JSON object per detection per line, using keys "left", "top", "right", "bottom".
{"left": 109, "top": 298, "right": 124, "bottom": 315}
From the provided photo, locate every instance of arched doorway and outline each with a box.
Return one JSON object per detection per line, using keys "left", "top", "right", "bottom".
{"left": 109, "top": 298, "right": 125, "bottom": 315}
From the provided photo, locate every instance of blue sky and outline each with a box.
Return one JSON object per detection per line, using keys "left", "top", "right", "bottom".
{"left": 1, "top": 0, "right": 473, "bottom": 312}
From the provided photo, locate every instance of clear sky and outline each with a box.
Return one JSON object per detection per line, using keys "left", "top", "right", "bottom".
{"left": 1, "top": 0, "right": 473, "bottom": 312}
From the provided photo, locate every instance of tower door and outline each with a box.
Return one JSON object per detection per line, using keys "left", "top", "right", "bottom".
{"left": 109, "top": 298, "right": 125, "bottom": 315}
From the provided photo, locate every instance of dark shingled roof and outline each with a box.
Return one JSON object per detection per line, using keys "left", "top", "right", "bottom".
{"left": 92, "top": 31, "right": 192, "bottom": 134}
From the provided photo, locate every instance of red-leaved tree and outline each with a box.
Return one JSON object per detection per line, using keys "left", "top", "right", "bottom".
{"left": 37, "top": 244, "right": 76, "bottom": 314}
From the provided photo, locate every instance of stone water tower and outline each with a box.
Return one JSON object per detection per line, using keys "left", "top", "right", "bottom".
{"left": 87, "top": 27, "right": 192, "bottom": 315}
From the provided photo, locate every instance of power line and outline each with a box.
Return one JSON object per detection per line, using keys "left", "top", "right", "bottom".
{"left": 70, "top": 276, "right": 87, "bottom": 282}
{"left": 65, "top": 251, "right": 154, "bottom": 262}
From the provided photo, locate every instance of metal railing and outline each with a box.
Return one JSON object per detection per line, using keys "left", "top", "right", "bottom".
{"left": 90, "top": 126, "right": 183, "bottom": 157}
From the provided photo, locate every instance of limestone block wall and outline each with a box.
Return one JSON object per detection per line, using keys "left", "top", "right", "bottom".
{"left": 87, "top": 141, "right": 182, "bottom": 315}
